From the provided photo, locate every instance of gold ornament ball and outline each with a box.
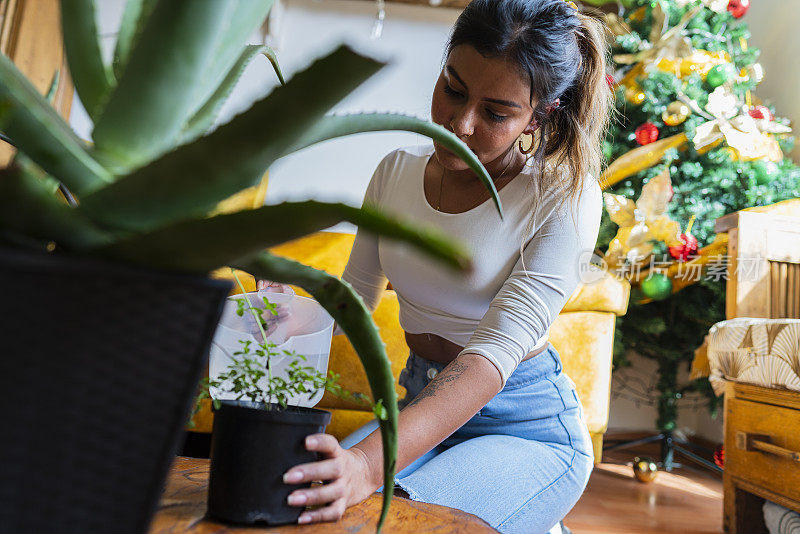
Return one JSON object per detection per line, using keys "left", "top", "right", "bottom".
{"left": 633, "top": 456, "right": 659, "bottom": 483}
{"left": 626, "top": 87, "right": 646, "bottom": 105}
{"left": 662, "top": 102, "right": 690, "bottom": 126}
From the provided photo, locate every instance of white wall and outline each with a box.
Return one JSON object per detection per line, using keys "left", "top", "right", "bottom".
{"left": 746, "top": 0, "right": 800, "bottom": 162}
{"left": 259, "top": 0, "right": 461, "bottom": 214}
{"left": 71, "top": 0, "right": 462, "bottom": 231}
{"left": 607, "top": 351, "right": 724, "bottom": 444}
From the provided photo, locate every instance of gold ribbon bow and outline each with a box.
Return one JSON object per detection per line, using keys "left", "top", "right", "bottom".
{"left": 603, "top": 166, "right": 682, "bottom": 270}
{"left": 692, "top": 87, "right": 792, "bottom": 162}
{"left": 612, "top": 4, "right": 702, "bottom": 74}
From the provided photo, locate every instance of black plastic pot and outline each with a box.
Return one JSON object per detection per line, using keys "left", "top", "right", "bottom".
{"left": 207, "top": 400, "right": 332, "bottom": 525}
{"left": 0, "top": 248, "right": 231, "bottom": 534}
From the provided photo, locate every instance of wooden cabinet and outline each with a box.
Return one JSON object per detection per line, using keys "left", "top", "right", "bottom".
{"left": 714, "top": 202, "right": 800, "bottom": 531}
{"left": 723, "top": 382, "right": 800, "bottom": 533}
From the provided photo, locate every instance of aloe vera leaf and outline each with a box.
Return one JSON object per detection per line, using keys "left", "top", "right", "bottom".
{"left": 235, "top": 251, "right": 397, "bottom": 533}
{"left": 80, "top": 45, "right": 384, "bottom": 231}
{"left": 10, "top": 72, "right": 62, "bottom": 168}
{"left": 189, "top": 0, "right": 275, "bottom": 118}
{"left": 60, "top": 0, "right": 115, "bottom": 121}
{"left": 180, "top": 44, "right": 284, "bottom": 146}
{"left": 10, "top": 71, "right": 62, "bottom": 168}
{"left": 45, "top": 70, "right": 60, "bottom": 103}
{"left": 286, "top": 113, "right": 503, "bottom": 217}
{"left": 12, "top": 153, "right": 60, "bottom": 195}
{"left": 0, "top": 162, "right": 113, "bottom": 250}
{"left": 0, "top": 53, "right": 112, "bottom": 194}
{"left": 112, "top": 0, "right": 159, "bottom": 80}
{"left": 92, "top": 200, "right": 471, "bottom": 274}
{"left": 91, "top": 1, "right": 236, "bottom": 170}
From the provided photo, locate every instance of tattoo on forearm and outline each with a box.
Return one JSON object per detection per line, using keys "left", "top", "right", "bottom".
{"left": 407, "top": 359, "right": 469, "bottom": 408}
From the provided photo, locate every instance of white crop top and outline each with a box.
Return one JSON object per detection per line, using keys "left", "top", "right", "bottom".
{"left": 341, "top": 144, "right": 603, "bottom": 386}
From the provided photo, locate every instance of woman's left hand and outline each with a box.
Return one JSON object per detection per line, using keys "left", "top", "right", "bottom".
{"left": 284, "top": 434, "right": 378, "bottom": 524}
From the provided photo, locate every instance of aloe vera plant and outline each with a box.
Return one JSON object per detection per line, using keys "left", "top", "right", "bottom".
{"left": 0, "top": 1, "right": 502, "bottom": 530}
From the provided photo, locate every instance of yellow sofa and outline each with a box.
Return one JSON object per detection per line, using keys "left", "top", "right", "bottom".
{"left": 268, "top": 232, "right": 630, "bottom": 464}
{"left": 190, "top": 170, "right": 629, "bottom": 464}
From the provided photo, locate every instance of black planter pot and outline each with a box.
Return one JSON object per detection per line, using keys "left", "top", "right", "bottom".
{"left": 208, "top": 400, "right": 332, "bottom": 525}
{"left": 0, "top": 249, "right": 231, "bottom": 534}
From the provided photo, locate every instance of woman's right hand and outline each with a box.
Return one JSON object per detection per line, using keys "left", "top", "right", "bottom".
{"left": 256, "top": 279, "right": 294, "bottom": 294}
{"left": 253, "top": 280, "right": 294, "bottom": 338}
{"left": 256, "top": 280, "right": 347, "bottom": 337}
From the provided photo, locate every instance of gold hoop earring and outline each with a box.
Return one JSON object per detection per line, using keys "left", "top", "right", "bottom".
{"left": 518, "top": 133, "right": 534, "bottom": 155}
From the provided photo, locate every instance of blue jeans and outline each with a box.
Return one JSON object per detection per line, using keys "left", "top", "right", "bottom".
{"left": 340, "top": 343, "right": 593, "bottom": 534}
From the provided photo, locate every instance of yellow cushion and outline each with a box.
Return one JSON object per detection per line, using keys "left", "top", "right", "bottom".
{"left": 318, "top": 290, "right": 408, "bottom": 410}
{"left": 209, "top": 267, "right": 257, "bottom": 294}
{"left": 270, "top": 232, "right": 356, "bottom": 278}
{"left": 210, "top": 171, "right": 270, "bottom": 216}
{"left": 549, "top": 311, "right": 617, "bottom": 435}
{"left": 562, "top": 270, "right": 630, "bottom": 316}
{"left": 325, "top": 408, "right": 378, "bottom": 442}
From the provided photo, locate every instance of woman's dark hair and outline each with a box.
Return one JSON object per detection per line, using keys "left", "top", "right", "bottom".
{"left": 447, "top": 0, "right": 613, "bottom": 209}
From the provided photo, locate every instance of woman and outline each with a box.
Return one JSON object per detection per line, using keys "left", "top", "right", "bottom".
{"left": 275, "top": 1, "right": 612, "bottom": 531}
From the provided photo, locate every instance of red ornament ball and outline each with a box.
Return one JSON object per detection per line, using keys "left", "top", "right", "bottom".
{"left": 668, "top": 232, "right": 699, "bottom": 261}
{"left": 748, "top": 105, "right": 773, "bottom": 121}
{"left": 635, "top": 122, "right": 660, "bottom": 145}
{"left": 727, "top": 0, "right": 750, "bottom": 19}
{"left": 714, "top": 445, "right": 725, "bottom": 469}
{"left": 606, "top": 74, "right": 616, "bottom": 88}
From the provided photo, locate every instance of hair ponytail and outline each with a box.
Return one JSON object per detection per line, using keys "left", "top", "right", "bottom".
{"left": 545, "top": 12, "right": 613, "bottom": 207}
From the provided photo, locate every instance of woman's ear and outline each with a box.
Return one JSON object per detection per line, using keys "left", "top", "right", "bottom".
{"left": 524, "top": 98, "right": 561, "bottom": 134}
{"left": 523, "top": 117, "right": 540, "bottom": 135}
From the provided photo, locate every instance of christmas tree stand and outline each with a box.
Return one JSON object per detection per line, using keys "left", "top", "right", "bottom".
{"left": 604, "top": 431, "right": 722, "bottom": 474}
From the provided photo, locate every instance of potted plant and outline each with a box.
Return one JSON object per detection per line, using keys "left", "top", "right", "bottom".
{"left": 0, "top": 1, "right": 501, "bottom": 532}
{"left": 197, "top": 281, "right": 382, "bottom": 525}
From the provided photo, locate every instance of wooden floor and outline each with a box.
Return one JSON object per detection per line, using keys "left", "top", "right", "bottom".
{"left": 564, "top": 438, "right": 723, "bottom": 534}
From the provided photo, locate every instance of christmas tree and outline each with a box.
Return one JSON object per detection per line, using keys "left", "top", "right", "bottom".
{"left": 584, "top": 0, "right": 800, "bottom": 433}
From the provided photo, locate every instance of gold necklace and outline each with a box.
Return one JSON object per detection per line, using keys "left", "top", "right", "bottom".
{"left": 436, "top": 150, "right": 517, "bottom": 211}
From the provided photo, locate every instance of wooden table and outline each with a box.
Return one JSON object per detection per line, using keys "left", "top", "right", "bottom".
{"left": 151, "top": 457, "right": 496, "bottom": 533}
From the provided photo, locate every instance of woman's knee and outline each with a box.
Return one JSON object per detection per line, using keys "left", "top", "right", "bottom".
{"left": 496, "top": 449, "right": 593, "bottom": 534}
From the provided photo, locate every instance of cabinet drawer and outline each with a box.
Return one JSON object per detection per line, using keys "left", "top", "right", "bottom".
{"left": 725, "top": 397, "right": 800, "bottom": 502}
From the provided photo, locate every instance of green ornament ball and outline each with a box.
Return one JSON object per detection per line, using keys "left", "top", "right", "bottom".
{"left": 706, "top": 64, "right": 733, "bottom": 88}
{"left": 640, "top": 273, "right": 673, "bottom": 300}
